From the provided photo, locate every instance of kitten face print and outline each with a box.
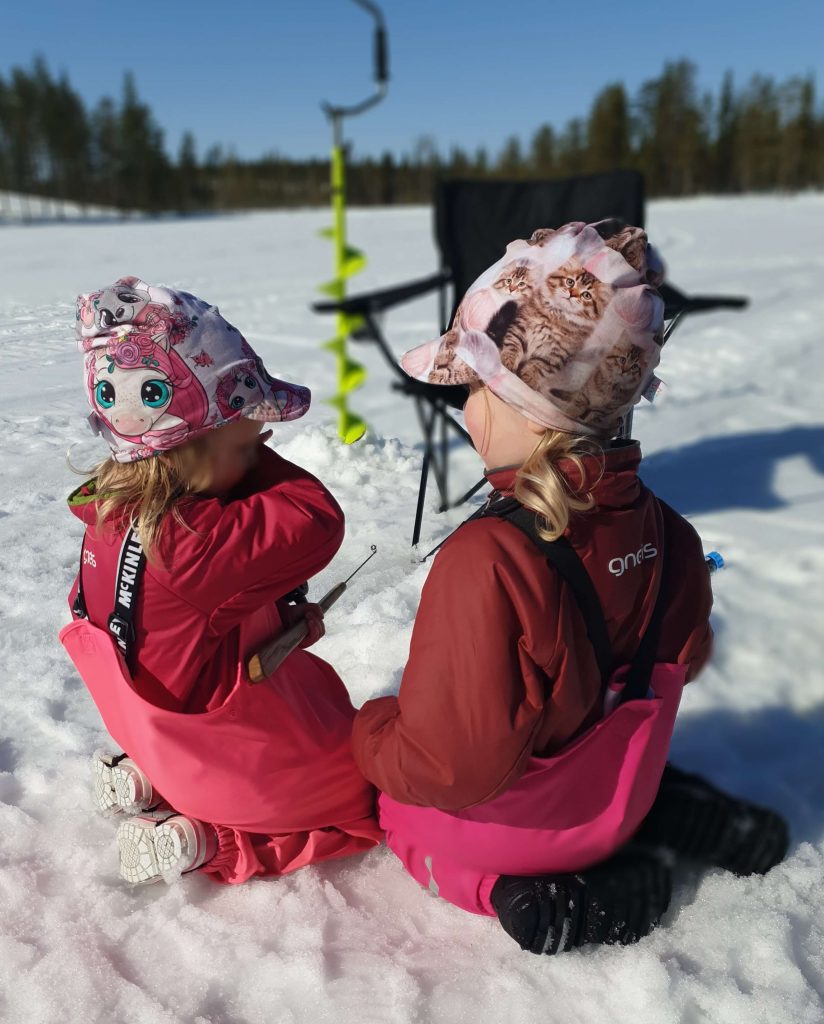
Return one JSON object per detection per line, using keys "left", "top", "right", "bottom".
{"left": 541, "top": 263, "right": 611, "bottom": 322}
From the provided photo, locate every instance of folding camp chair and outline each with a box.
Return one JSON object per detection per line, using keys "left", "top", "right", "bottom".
{"left": 314, "top": 170, "right": 748, "bottom": 545}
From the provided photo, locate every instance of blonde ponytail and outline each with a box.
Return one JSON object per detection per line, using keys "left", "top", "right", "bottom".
{"left": 86, "top": 438, "right": 212, "bottom": 562}
{"left": 514, "top": 430, "right": 601, "bottom": 541}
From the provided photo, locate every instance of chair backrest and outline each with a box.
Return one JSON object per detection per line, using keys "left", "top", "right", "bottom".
{"left": 434, "top": 170, "right": 645, "bottom": 327}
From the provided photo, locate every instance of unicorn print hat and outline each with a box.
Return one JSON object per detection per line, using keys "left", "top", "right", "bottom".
{"left": 76, "top": 277, "right": 311, "bottom": 462}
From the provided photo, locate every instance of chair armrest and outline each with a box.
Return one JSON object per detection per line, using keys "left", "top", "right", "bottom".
{"left": 312, "top": 270, "right": 451, "bottom": 317}
{"left": 660, "top": 281, "right": 749, "bottom": 319}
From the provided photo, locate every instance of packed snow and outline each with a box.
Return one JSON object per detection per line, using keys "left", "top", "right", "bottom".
{"left": 1, "top": 195, "right": 823, "bottom": 1024}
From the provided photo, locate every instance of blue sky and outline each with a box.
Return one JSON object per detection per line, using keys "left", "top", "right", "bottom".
{"left": 2, "top": 0, "right": 821, "bottom": 162}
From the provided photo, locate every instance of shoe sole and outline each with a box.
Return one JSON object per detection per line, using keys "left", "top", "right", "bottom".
{"left": 493, "top": 854, "right": 672, "bottom": 955}
{"left": 93, "top": 752, "right": 156, "bottom": 817}
{"left": 117, "top": 817, "right": 190, "bottom": 885}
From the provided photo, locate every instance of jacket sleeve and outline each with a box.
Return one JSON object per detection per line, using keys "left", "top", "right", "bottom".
{"left": 168, "top": 447, "right": 345, "bottom": 636}
{"left": 352, "top": 523, "right": 546, "bottom": 811}
{"left": 658, "top": 501, "right": 714, "bottom": 682}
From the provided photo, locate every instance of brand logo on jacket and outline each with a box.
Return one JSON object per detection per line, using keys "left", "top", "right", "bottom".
{"left": 608, "top": 543, "right": 657, "bottom": 577}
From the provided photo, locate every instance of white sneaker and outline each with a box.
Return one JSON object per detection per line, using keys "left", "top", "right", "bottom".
{"left": 92, "top": 750, "right": 158, "bottom": 817}
{"left": 116, "top": 812, "right": 216, "bottom": 885}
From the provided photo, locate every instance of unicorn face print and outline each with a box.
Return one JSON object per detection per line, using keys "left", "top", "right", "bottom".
{"left": 215, "top": 368, "right": 265, "bottom": 419}
{"left": 92, "top": 353, "right": 183, "bottom": 439}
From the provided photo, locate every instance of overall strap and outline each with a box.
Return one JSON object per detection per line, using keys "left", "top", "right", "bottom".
{"left": 107, "top": 527, "right": 146, "bottom": 665}
{"left": 72, "top": 527, "right": 147, "bottom": 666}
{"left": 72, "top": 537, "right": 90, "bottom": 620}
{"left": 486, "top": 499, "right": 671, "bottom": 706}
{"left": 484, "top": 500, "right": 613, "bottom": 688}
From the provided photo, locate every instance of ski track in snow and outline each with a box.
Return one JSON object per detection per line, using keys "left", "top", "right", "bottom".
{"left": 1, "top": 195, "right": 823, "bottom": 1024}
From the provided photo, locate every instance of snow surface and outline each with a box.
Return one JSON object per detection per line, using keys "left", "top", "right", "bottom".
{"left": 1, "top": 195, "right": 824, "bottom": 1024}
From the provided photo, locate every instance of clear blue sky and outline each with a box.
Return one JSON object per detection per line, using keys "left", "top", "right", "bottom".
{"left": 3, "top": 0, "right": 821, "bottom": 162}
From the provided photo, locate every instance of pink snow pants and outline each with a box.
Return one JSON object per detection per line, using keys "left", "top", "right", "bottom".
{"left": 378, "top": 663, "right": 687, "bottom": 915}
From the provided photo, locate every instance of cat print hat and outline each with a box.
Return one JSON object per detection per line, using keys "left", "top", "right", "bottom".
{"left": 401, "top": 221, "right": 666, "bottom": 437}
{"left": 76, "top": 277, "right": 311, "bottom": 462}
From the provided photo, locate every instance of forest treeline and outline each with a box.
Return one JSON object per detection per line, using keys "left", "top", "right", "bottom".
{"left": 1, "top": 56, "right": 822, "bottom": 214}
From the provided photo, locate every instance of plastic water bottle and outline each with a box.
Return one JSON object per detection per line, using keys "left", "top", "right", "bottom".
{"left": 705, "top": 551, "right": 725, "bottom": 574}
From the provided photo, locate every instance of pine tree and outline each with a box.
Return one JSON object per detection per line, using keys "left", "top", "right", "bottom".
{"left": 557, "top": 119, "right": 586, "bottom": 177}
{"left": 530, "top": 124, "right": 555, "bottom": 177}
{"left": 586, "top": 84, "right": 630, "bottom": 174}
{"left": 176, "top": 131, "right": 200, "bottom": 212}
{"left": 497, "top": 135, "right": 524, "bottom": 177}
{"left": 715, "top": 72, "right": 737, "bottom": 192}
{"left": 736, "top": 75, "right": 780, "bottom": 191}
{"left": 90, "top": 97, "right": 119, "bottom": 209}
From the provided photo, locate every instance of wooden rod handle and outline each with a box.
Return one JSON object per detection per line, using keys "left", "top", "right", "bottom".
{"left": 247, "top": 582, "right": 347, "bottom": 684}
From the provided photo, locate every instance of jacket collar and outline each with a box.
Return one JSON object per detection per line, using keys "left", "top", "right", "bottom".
{"left": 485, "top": 440, "right": 642, "bottom": 511}
{"left": 67, "top": 480, "right": 100, "bottom": 525}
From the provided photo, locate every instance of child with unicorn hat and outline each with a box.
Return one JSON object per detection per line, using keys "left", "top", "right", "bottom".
{"left": 62, "top": 276, "right": 382, "bottom": 885}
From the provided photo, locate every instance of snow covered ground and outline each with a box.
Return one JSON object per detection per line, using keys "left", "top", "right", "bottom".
{"left": 1, "top": 195, "right": 823, "bottom": 1023}
{"left": 0, "top": 190, "right": 137, "bottom": 223}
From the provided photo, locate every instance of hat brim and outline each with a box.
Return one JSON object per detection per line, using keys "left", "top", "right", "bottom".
{"left": 244, "top": 381, "right": 311, "bottom": 423}
{"left": 400, "top": 339, "right": 479, "bottom": 387}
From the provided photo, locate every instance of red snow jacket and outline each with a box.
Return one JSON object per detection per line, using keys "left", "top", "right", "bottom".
{"left": 67, "top": 447, "right": 345, "bottom": 712}
{"left": 352, "top": 441, "right": 713, "bottom": 812}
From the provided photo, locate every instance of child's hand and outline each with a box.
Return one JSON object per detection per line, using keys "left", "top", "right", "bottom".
{"left": 281, "top": 602, "right": 326, "bottom": 648}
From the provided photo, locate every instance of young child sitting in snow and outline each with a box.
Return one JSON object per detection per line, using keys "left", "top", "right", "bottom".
{"left": 352, "top": 222, "right": 789, "bottom": 955}
{"left": 61, "top": 277, "right": 382, "bottom": 885}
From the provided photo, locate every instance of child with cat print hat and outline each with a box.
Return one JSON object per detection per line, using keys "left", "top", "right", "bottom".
{"left": 352, "top": 221, "right": 788, "bottom": 955}
{"left": 61, "top": 277, "right": 382, "bottom": 885}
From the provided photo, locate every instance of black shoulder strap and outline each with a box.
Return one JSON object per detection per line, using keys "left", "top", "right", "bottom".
{"left": 486, "top": 499, "right": 671, "bottom": 706}
{"left": 485, "top": 501, "right": 613, "bottom": 687}
{"left": 107, "top": 527, "right": 146, "bottom": 665}
{"left": 73, "top": 527, "right": 147, "bottom": 667}
{"left": 72, "top": 537, "right": 89, "bottom": 620}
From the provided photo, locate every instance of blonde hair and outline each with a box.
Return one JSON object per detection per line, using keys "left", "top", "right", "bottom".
{"left": 514, "top": 430, "right": 602, "bottom": 541}
{"left": 89, "top": 439, "right": 212, "bottom": 562}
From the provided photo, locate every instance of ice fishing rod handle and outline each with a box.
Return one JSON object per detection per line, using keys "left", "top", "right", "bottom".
{"left": 318, "top": 581, "right": 347, "bottom": 612}
{"left": 247, "top": 582, "right": 348, "bottom": 683}
{"left": 247, "top": 618, "right": 308, "bottom": 683}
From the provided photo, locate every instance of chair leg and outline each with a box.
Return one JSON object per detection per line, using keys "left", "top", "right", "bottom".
{"left": 411, "top": 397, "right": 438, "bottom": 546}
{"left": 412, "top": 448, "right": 431, "bottom": 547}
{"left": 424, "top": 409, "right": 448, "bottom": 511}
{"left": 438, "top": 408, "right": 450, "bottom": 512}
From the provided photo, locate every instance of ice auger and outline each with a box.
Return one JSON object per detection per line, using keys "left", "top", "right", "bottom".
{"left": 320, "top": 0, "right": 389, "bottom": 443}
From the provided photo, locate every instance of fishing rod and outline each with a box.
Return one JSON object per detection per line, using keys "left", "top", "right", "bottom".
{"left": 247, "top": 545, "right": 378, "bottom": 683}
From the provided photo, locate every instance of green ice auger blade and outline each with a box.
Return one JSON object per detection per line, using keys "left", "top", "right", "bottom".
{"left": 318, "top": 278, "right": 345, "bottom": 299}
{"left": 322, "top": 141, "right": 368, "bottom": 443}
{"left": 338, "top": 355, "right": 367, "bottom": 394}
{"left": 341, "top": 246, "right": 367, "bottom": 278}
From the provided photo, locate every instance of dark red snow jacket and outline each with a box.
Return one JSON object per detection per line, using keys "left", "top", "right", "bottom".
{"left": 67, "top": 447, "right": 344, "bottom": 712}
{"left": 352, "top": 441, "right": 713, "bottom": 812}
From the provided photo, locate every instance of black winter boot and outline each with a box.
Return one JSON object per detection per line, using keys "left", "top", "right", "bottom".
{"left": 633, "top": 764, "right": 789, "bottom": 876}
{"left": 490, "top": 852, "right": 671, "bottom": 955}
